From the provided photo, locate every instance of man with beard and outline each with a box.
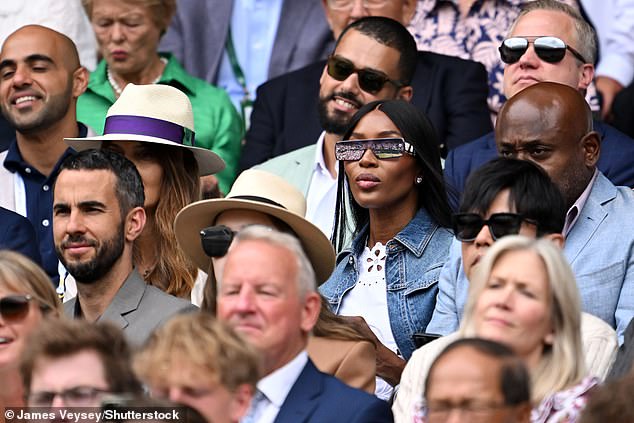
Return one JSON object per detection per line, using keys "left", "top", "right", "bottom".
{"left": 0, "top": 25, "right": 91, "bottom": 286}
{"left": 53, "top": 149, "right": 196, "bottom": 346}
{"left": 494, "top": 82, "right": 634, "bottom": 344}
{"left": 255, "top": 17, "right": 420, "bottom": 238}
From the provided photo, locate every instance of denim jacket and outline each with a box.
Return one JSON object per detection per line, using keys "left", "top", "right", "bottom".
{"left": 319, "top": 208, "right": 453, "bottom": 359}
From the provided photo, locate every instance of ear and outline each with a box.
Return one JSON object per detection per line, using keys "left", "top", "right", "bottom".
{"left": 397, "top": 85, "right": 413, "bottom": 102}
{"left": 300, "top": 292, "right": 321, "bottom": 334}
{"left": 543, "top": 233, "right": 565, "bottom": 249}
{"left": 72, "top": 66, "right": 89, "bottom": 98}
{"left": 544, "top": 328, "right": 555, "bottom": 346}
{"left": 577, "top": 63, "right": 595, "bottom": 91}
{"left": 580, "top": 131, "right": 600, "bottom": 167}
{"left": 124, "top": 206, "right": 146, "bottom": 242}
{"left": 229, "top": 384, "right": 255, "bottom": 422}
{"left": 401, "top": 0, "right": 418, "bottom": 25}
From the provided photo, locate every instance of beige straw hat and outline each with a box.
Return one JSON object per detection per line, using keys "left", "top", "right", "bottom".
{"left": 65, "top": 83, "right": 225, "bottom": 176}
{"left": 174, "top": 169, "right": 336, "bottom": 284}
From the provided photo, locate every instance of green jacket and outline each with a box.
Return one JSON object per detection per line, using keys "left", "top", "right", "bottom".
{"left": 76, "top": 54, "right": 242, "bottom": 194}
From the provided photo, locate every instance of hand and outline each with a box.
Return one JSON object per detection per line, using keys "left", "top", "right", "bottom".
{"left": 595, "top": 76, "right": 624, "bottom": 121}
{"left": 200, "top": 175, "right": 221, "bottom": 199}
{"left": 340, "top": 315, "right": 406, "bottom": 386}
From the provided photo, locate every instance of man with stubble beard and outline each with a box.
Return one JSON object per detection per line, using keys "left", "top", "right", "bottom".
{"left": 53, "top": 149, "right": 195, "bottom": 346}
{"left": 256, "top": 17, "right": 417, "bottom": 238}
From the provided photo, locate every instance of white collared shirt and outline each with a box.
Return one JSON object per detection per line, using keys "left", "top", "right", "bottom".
{"left": 563, "top": 169, "right": 598, "bottom": 236}
{"left": 245, "top": 351, "right": 309, "bottom": 423}
{"left": 305, "top": 132, "right": 338, "bottom": 238}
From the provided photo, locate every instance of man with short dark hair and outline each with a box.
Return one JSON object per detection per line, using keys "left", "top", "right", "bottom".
{"left": 444, "top": 0, "right": 634, "bottom": 193}
{"left": 217, "top": 226, "right": 392, "bottom": 422}
{"left": 53, "top": 149, "right": 196, "bottom": 345}
{"left": 0, "top": 25, "right": 91, "bottom": 285}
{"left": 423, "top": 338, "right": 531, "bottom": 423}
{"left": 241, "top": 0, "right": 492, "bottom": 169}
{"left": 20, "top": 319, "right": 142, "bottom": 408}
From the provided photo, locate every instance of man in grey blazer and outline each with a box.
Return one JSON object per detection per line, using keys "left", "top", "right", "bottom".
{"left": 159, "top": 0, "right": 332, "bottom": 88}
{"left": 54, "top": 149, "right": 196, "bottom": 346}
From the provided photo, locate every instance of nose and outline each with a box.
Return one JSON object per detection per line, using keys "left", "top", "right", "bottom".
{"left": 473, "top": 223, "right": 494, "bottom": 248}
{"left": 50, "top": 393, "right": 66, "bottom": 408}
{"left": 168, "top": 387, "right": 184, "bottom": 403}
{"left": 234, "top": 286, "right": 256, "bottom": 313}
{"left": 337, "top": 70, "right": 362, "bottom": 96}
{"left": 64, "top": 210, "right": 87, "bottom": 235}
{"left": 517, "top": 43, "right": 540, "bottom": 68}
{"left": 11, "top": 64, "right": 33, "bottom": 87}
{"left": 444, "top": 409, "right": 467, "bottom": 423}
{"left": 350, "top": 0, "right": 370, "bottom": 19}
{"left": 358, "top": 147, "right": 378, "bottom": 167}
{"left": 111, "top": 22, "right": 125, "bottom": 42}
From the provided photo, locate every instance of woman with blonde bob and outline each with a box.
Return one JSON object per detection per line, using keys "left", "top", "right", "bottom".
{"left": 0, "top": 251, "right": 62, "bottom": 407}
{"left": 134, "top": 313, "right": 259, "bottom": 423}
{"left": 396, "top": 236, "right": 598, "bottom": 423}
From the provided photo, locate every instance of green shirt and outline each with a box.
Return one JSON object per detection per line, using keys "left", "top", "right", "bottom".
{"left": 76, "top": 54, "right": 242, "bottom": 194}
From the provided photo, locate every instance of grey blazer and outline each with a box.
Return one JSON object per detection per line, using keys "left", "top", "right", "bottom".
{"left": 64, "top": 270, "right": 198, "bottom": 346}
{"left": 159, "top": 0, "right": 333, "bottom": 84}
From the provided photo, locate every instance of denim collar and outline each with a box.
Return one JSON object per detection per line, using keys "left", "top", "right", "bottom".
{"left": 343, "top": 208, "right": 441, "bottom": 260}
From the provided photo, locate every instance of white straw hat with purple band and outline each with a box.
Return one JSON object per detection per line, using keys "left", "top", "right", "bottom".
{"left": 65, "top": 83, "right": 225, "bottom": 176}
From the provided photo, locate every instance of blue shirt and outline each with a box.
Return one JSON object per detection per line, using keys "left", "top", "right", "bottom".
{"left": 217, "top": 0, "right": 284, "bottom": 111}
{"left": 3, "top": 124, "right": 85, "bottom": 285}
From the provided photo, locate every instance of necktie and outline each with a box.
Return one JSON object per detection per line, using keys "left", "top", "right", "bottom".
{"left": 242, "top": 389, "right": 269, "bottom": 423}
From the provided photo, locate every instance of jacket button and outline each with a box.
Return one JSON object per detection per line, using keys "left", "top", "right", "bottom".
{"left": 348, "top": 257, "right": 354, "bottom": 264}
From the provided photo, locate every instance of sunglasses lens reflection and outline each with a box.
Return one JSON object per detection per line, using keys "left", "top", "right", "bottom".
{"left": 0, "top": 295, "right": 31, "bottom": 320}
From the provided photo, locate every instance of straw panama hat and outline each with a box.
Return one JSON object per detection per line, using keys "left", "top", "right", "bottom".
{"left": 174, "top": 169, "right": 336, "bottom": 284}
{"left": 65, "top": 83, "right": 225, "bottom": 176}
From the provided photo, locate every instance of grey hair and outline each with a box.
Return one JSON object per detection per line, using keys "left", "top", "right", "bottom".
{"left": 510, "top": 0, "right": 597, "bottom": 65}
{"left": 232, "top": 225, "right": 317, "bottom": 297}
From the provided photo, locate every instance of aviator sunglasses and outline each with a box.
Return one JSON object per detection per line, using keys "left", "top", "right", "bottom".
{"left": 335, "top": 137, "right": 416, "bottom": 161}
{"left": 499, "top": 36, "right": 587, "bottom": 64}
{"left": 452, "top": 213, "right": 538, "bottom": 242}
{"left": 327, "top": 55, "right": 405, "bottom": 94}
{"left": 0, "top": 294, "right": 42, "bottom": 321}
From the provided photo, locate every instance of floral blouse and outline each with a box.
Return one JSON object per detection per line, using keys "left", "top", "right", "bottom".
{"left": 407, "top": 0, "right": 597, "bottom": 117}
{"left": 531, "top": 376, "right": 599, "bottom": 423}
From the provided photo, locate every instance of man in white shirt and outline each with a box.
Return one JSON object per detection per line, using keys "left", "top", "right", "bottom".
{"left": 217, "top": 226, "right": 392, "bottom": 423}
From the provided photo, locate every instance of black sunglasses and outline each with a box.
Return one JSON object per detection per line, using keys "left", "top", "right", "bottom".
{"left": 499, "top": 36, "right": 587, "bottom": 64}
{"left": 452, "top": 213, "right": 538, "bottom": 242}
{"left": 0, "top": 294, "right": 36, "bottom": 321}
{"left": 327, "top": 55, "right": 404, "bottom": 94}
{"left": 200, "top": 225, "right": 236, "bottom": 258}
{"left": 335, "top": 137, "right": 416, "bottom": 161}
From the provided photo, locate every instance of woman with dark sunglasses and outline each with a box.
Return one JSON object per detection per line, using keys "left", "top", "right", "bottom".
{"left": 0, "top": 251, "right": 62, "bottom": 407}
{"left": 320, "top": 99, "right": 453, "bottom": 399}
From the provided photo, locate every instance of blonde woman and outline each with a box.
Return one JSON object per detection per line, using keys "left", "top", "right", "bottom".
{"left": 396, "top": 236, "right": 601, "bottom": 423}
{"left": 0, "top": 251, "right": 62, "bottom": 407}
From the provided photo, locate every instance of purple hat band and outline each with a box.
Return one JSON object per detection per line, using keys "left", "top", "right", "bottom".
{"left": 103, "top": 115, "right": 195, "bottom": 146}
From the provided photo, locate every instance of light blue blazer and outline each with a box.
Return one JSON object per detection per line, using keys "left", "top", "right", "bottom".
{"left": 255, "top": 144, "right": 316, "bottom": 196}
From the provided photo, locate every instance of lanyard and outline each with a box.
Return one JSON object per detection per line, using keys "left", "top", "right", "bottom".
{"left": 225, "top": 26, "right": 253, "bottom": 133}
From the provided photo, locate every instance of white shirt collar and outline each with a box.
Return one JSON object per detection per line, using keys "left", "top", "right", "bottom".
{"left": 257, "top": 350, "right": 309, "bottom": 407}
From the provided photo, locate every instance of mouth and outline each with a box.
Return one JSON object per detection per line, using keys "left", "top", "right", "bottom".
{"left": 0, "top": 337, "right": 14, "bottom": 346}
{"left": 355, "top": 173, "right": 380, "bottom": 189}
{"left": 331, "top": 93, "right": 361, "bottom": 113}
{"left": 11, "top": 94, "right": 42, "bottom": 109}
{"left": 485, "top": 317, "right": 513, "bottom": 328}
{"left": 110, "top": 50, "right": 128, "bottom": 61}
{"left": 62, "top": 241, "right": 95, "bottom": 257}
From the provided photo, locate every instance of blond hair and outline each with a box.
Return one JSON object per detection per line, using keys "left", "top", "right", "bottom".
{"left": 82, "top": 0, "right": 176, "bottom": 34}
{"left": 134, "top": 313, "right": 260, "bottom": 391}
{"left": 459, "top": 236, "right": 585, "bottom": 403}
{"left": 0, "top": 250, "right": 62, "bottom": 317}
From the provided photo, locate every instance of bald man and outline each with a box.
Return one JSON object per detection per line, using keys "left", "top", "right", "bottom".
{"left": 0, "top": 25, "right": 90, "bottom": 287}
{"left": 495, "top": 82, "right": 634, "bottom": 343}
{"left": 444, "top": 0, "right": 634, "bottom": 195}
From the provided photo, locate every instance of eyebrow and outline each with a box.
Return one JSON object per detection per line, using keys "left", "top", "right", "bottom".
{"left": 350, "top": 130, "right": 402, "bottom": 139}
{"left": 0, "top": 54, "right": 55, "bottom": 70}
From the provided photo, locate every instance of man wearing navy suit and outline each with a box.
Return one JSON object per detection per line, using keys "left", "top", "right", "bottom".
{"left": 217, "top": 226, "right": 392, "bottom": 423}
{"left": 240, "top": 0, "right": 492, "bottom": 169}
{"left": 444, "top": 1, "right": 634, "bottom": 197}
